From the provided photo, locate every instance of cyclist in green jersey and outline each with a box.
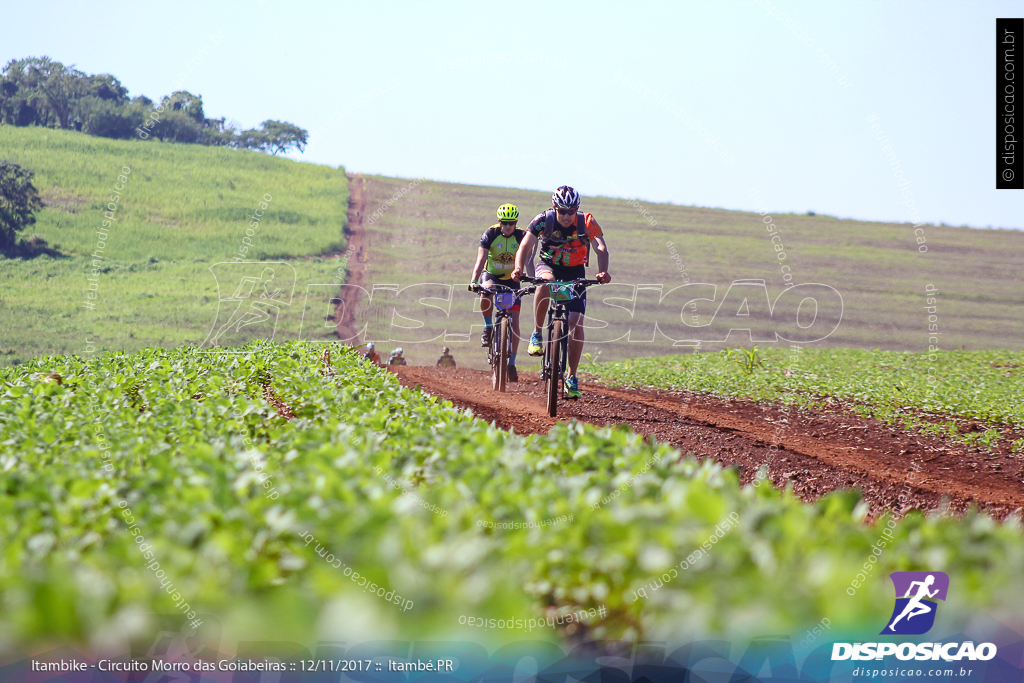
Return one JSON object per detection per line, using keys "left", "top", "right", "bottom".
{"left": 469, "top": 203, "right": 534, "bottom": 382}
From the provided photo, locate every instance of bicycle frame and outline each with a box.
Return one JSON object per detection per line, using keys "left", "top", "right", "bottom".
{"left": 521, "top": 277, "right": 601, "bottom": 416}
{"left": 541, "top": 300, "right": 570, "bottom": 387}
{"left": 472, "top": 282, "right": 535, "bottom": 391}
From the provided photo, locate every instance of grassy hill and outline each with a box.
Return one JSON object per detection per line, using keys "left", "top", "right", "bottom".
{"left": 354, "top": 175, "right": 1023, "bottom": 368}
{"left": 0, "top": 126, "right": 349, "bottom": 365}
{"left": 3, "top": 127, "right": 1022, "bottom": 370}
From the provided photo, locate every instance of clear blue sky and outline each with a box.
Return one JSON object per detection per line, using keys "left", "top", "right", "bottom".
{"left": 3, "top": 0, "right": 1020, "bottom": 228}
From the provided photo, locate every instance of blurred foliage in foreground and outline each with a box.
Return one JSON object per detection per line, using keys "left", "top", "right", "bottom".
{"left": 0, "top": 342, "right": 1021, "bottom": 652}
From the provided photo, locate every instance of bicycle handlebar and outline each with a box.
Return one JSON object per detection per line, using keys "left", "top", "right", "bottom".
{"left": 519, "top": 276, "right": 603, "bottom": 288}
{"left": 470, "top": 283, "right": 538, "bottom": 298}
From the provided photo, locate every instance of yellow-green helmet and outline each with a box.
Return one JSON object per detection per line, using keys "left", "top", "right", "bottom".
{"left": 496, "top": 203, "right": 519, "bottom": 222}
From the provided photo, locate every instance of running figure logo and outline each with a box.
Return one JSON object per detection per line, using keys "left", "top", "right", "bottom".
{"left": 202, "top": 262, "right": 296, "bottom": 349}
{"left": 881, "top": 571, "right": 949, "bottom": 635}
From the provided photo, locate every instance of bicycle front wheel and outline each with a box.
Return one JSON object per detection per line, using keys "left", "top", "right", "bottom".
{"left": 495, "top": 317, "right": 509, "bottom": 392}
{"left": 546, "top": 319, "right": 562, "bottom": 417}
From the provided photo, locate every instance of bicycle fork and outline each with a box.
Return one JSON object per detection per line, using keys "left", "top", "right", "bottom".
{"left": 542, "top": 313, "right": 568, "bottom": 385}
{"left": 489, "top": 312, "right": 505, "bottom": 368}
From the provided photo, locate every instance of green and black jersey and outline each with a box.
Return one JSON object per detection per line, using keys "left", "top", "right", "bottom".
{"left": 479, "top": 224, "right": 526, "bottom": 280}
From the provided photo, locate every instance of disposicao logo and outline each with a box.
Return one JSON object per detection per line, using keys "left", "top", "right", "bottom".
{"left": 832, "top": 571, "right": 998, "bottom": 662}
{"left": 881, "top": 571, "right": 949, "bottom": 635}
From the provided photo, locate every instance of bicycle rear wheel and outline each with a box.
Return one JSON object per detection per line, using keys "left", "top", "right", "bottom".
{"left": 495, "top": 317, "right": 509, "bottom": 392}
{"left": 547, "top": 319, "right": 562, "bottom": 417}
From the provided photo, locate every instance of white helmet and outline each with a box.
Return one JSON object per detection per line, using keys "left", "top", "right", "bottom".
{"left": 367, "top": 342, "right": 375, "bottom": 349}
{"left": 394, "top": 347, "right": 403, "bottom": 354}
{"left": 552, "top": 185, "right": 580, "bottom": 210}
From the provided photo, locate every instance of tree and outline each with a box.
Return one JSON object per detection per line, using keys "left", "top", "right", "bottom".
{"left": 81, "top": 99, "right": 145, "bottom": 139}
{"left": 82, "top": 73, "right": 128, "bottom": 102}
{"left": 148, "top": 108, "right": 203, "bottom": 143}
{"left": 261, "top": 120, "right": 308, "bottom": 155}
{"left": 199, "top": 116, "right": 237, "bottom": 146}
{"left": 0, "top": 56, "right": 310, "bottom": 150}
{"left": 25, "top": 56, "right": 85, "bottom": 129}
{"left": 235, "top": 120, "right": 308, "bottom": 155}
{"left": 1, "top": 58, "right": 53, "bottom": 127}
{"left": 0, "top": 161, "right": 43, "bottom": 250}
{"left": 233, "top": 127, "right": 267, "bottom": 152}
{"left": 164, "top": 91, "right": 205, "bottom": 123}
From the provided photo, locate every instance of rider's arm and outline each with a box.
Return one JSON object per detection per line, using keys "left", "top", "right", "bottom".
{"left": 525, "top": 236, "right": 537, "bottom": 278}
{"left": 592, "top": 234, "right": 610, "bottom": 280}
{"left": 514, "top": 231, "right": 538, "bottom": 274}
{"left": 470, "top": 246, "right": 489, "bottom": 282}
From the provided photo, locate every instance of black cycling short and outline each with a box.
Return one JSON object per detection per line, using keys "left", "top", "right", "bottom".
{"left": 480, "top": 271, "right": 520, "bottom": 291}
{"left": 535, "top": 262, "right": 587, "bottom": 314}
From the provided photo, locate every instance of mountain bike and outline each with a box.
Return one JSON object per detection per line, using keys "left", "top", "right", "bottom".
{"left": 521, "top": 277, "right": 602, "bottom": 416}
{"left": 470, "top": 282, "right": 536, "bottom": 392}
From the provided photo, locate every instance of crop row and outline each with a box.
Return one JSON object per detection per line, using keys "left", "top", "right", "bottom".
{"left": 581, "top": 347, "right": 1024, "bottom": 447}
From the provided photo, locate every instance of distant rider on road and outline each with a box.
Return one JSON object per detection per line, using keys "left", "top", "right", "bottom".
{"left": 469, "top": 203, "right": 533, "bottom": 383}
{"left": 363, "top": 342, "right": 382, "bottom": 367}
{"left": 510, "top": 186, "right": 610, "bottom": 400}
{"left": 436, "top": 346, "right": 457, "bottom": 369}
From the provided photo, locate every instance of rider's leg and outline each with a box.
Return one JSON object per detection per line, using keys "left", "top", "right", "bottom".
{"left": 528, "top": 266, "right": 553, "bottom": 357}
{"left": 566, "top": 311, "right": 585, "bottom": 376}
{"left": 480, "top": 279, "right": 495, "bottom": 346}
{"left": 480, "top": 291, "right": 493, "bottom": 324}
{"left": 533, "top": 282, "right": 550, "bottom": 332}
{"left": 527, "top": 289, "right": 548, "bottom": 357}
{"left": 533, "top": 262, "right": 554, "bottom": 331}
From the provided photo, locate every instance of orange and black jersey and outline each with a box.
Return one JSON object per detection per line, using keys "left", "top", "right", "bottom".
{"left": 526, "top": 210, "right": 604, "bottom": 268}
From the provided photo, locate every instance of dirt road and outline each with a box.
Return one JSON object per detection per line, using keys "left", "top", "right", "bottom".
{"left": 341, "top": 174, "right": 1024, "bottom": 519}
{"left": 393, "top": 366, "right": 1024, "bottom": 519}
{"left": 335, "top": 174, "right": 368, "bottom": 342}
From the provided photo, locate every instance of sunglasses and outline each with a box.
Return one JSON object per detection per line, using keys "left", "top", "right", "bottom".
{"left": 499, "top": 221, "right": 517, "bottom": 227}
{"left": 555, "top": 208, "right": 576, "bottom": 216}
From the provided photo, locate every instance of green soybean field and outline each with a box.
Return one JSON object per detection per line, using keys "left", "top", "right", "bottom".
{"left": 1, "top": 343, "right": 1022, "bottom": 653}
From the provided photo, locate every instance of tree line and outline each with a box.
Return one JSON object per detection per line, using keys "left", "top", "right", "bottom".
{"left": 0, "top": 56, "right": 307, "bottom": 155}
